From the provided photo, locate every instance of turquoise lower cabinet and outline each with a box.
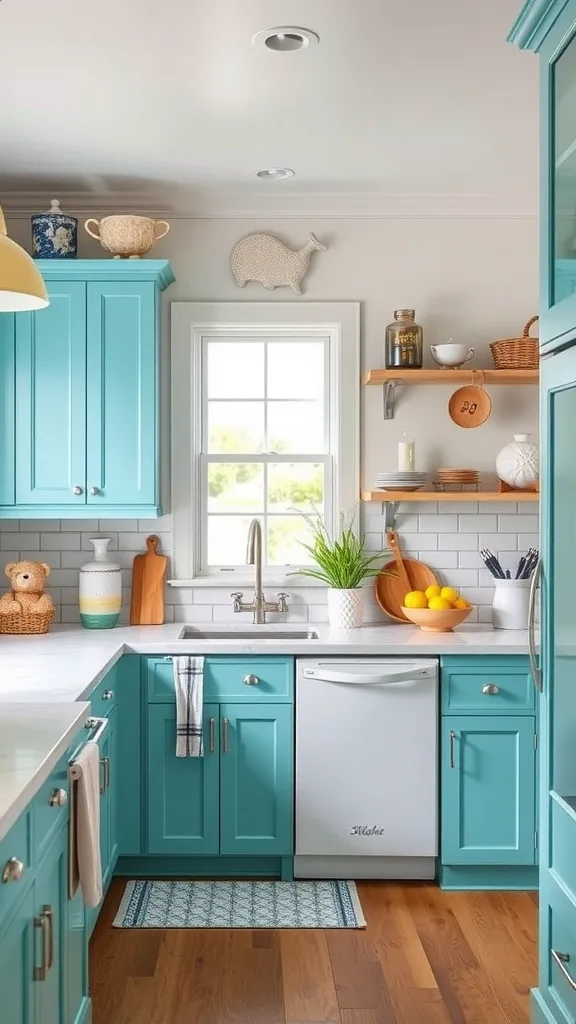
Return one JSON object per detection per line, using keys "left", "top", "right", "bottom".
{"left": 147, "top": 703, "right": 220, "bottom": 855}
{"left": 220, "top": 703, "right": 293, "bottom": 857}
{"left": 0, "top": 888, "right": 34, "bottom": 1024}
{"left": 442, "top": 716, "right": 536, "bottom": 867}
{"left": 66, "top": 884, "right": 88, "bottom": 1024}
{"left": 100, "top": 704, "right": 119, "bottom": 889}
{"left": 34, "top": 827, "right": 67, "bottom": 1024}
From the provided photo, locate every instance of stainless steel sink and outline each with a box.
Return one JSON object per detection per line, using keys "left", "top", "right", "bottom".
{"left": 179, "top": 627, "right": 319, "bottom": 640}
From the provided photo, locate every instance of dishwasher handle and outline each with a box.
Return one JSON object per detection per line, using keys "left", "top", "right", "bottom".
{"left": 301, "top": 666, "right": 434, "bottom": 686}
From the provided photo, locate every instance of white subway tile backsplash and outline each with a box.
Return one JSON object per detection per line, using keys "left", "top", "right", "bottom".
{"left": 458, "top": 551, "right": 483, "bottom": 569}
{"left": 41, "top": 533, "right": 80, "bottom": 550}
{"left": 117, "top": 533, "right": 149, "bottom": 551}
{"left": 497, "top": 515, "right": 539, "bottom": 533}
{"left": 518, "top": 533, "right": 540, "bottom": 550}
{"left": 457, "top": 514, "right": 497, "bottom": 533}
{"left": 174, "top": 604, "right": 213, "bottom": 623}
{"left": 419, "top": 514, "right": 457, "bottom": 532}
{"left": 394, "top": 514, "right": 419, "bottom": 533}
{"left": 438, "top": 533, "right": 479, "bottom": 550}
{"left": 480, "top": 533, "right": 518, "bottom": 551}
{"left": 20, "top": 519, "right": 60, "bottom": 532}
{"left": 61, "top": 551, "right": 91, "bottom": 569}
{"left": 421, "top": 551, "right": 459, "bottom": 570}
{"left": 463, "top": 587, "right": 496, "bottom": 606}
{"left": 21, "top": 551, "right": 60, "bottom": 569}
{"left": 442, "top": 569, "right": 479, "bottom": 588}
{"left": 478, "top": 501, "right": 517, "bottom": 514}
{"left": 402, "top": 534, "right": 438, "bottom": 552}
{"left": 81, "top": 533, "right": 118, "bottom": 550}
{"left": 478, "top": 605, "right": 494, "bottom": 623}
{"left": 0, "top": 520, "right": 19, "bottom": 531}
{"left": 60, "top": 519, "right": 99, "bottom": 532}
{"left": 2, "top": 532, "right": 38, "bottom": 550}
{"left": 438, "top": 501, "right": 478, "bottom": 514}
{"left": 98, "top": 519, "right": 139, "bottom": 532}
{"left": 516, "top": 501, "right": 539, "bottom": 512}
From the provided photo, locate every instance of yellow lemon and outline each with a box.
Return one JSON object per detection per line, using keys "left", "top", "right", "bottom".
{"left": 428, "top": 596, "right": 453, "bottom": 611}
{"left": 453, "top": 597, "right": 471, "bottom": 610}
{"left": 425, "top": 585, "right": 441, "bottom": 600}
{"left": 440, "top": 586, "right": 459, "bottom": 605}
{"left": 404, "top": 590, "right": 428, "bottom": 609}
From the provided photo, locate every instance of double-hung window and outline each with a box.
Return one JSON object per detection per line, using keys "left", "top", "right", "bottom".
{"left": 170, "top": 302, "right": 359, "bottom": 585}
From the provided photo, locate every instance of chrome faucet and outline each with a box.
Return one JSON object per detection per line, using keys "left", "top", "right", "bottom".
{"left": 231, "top": 518, "right": 289, "bottom": 623}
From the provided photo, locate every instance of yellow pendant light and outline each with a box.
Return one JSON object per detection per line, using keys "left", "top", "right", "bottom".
{"left": 0, "top": 205, "right": 49, "bottom": 312}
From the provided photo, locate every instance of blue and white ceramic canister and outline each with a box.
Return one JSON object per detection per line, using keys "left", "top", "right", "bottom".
{"left": 31, "top": 199, "right": 78, "bottom": 258}
{"left": 79, "top": 539, "right": 122, "bottom": 629}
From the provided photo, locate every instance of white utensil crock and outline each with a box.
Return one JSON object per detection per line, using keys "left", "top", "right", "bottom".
{"left": 327, "top": 587, "right": 365, "bottom": 629}
{"left": 492, "top": 578, "right": 531, "bottom": 630}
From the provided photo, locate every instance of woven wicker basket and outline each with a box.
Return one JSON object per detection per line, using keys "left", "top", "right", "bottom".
{"left": 0, "top": 608, "right": 55, "bottom": 635}
{"left": 490, "top": 316, "right": 539, "bottom": 370}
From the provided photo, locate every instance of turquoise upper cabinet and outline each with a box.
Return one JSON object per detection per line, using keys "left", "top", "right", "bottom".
{"left": 2, "top": 259, "right": 174, "bottom": 518}
{"left": 0, "top": 314, "right": 15, "bottom": 506}
{"left": 86, "top": 282, "right": 157, "bottom": 507}
{"left": 15, "top": 283, "right": 87, "bottom": 506}
{"left": 509, "top": 1, "right": 576, "bottom": 350}
{"left": 220, "top": 703, "right": 293, "bottom": 857}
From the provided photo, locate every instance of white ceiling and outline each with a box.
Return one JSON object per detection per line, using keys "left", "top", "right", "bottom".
{"left": 0, "top": 0, "right": 538, "bottom": 216}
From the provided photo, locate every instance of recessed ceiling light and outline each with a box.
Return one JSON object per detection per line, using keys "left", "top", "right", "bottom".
{"left": 252, "top": 27, "right": 319, "bottom": 52}
{"left": 257, "top": 168, "right": 295, "bottom": 180}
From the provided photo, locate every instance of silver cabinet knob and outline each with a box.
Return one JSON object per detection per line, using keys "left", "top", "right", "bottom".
{"left": 2, "top": 857, "right": 24, "bottom": 883}
{"left": 49, "top": 788, "right": 68, "bottom": 808}
{"left": 72, "top": 485, "right": 83, "bottom": 496}
{"left": 101, "top": 689, "right": 114, "bottom": 700}
{"left": 482, "top": 683, "right": 500, "bottom": 695}
{"left": 89, "top": 486, "right": 99, "bottom": 496}
{"left": 243, "top": 674, "right": 260, "bottom": 686}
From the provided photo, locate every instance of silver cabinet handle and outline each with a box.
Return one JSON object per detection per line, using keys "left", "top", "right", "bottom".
{"left": 209, "top": 717, "right": 215, "bottom": 753}
{"left": 101, "top": 690, "right": 114, "bottom": 700}
{"left": 243, "top": 674, "right": 260, "bottom": 686}
{"left": 223, "top": 718, "right": 229, "bottom": 753}
{"left": 34, "top": 908, "right": 51, "bottom": 981}
{"left": 552, "top": 950, "right": 576, "bottom": 991}
{"left": 45, "top": 906, "right": 54, "bottom": 971}
{"left": 528, "top": 559, "right": 541, "bottom": 692}
{"left": 482, "top": 684, "right": 500, "bottom": 695}
{"left": 72, "top": 485, "right": 83, "bottom": 496}
{"left": 89, "top": 486, "right": 99, "bottom": 496}
{"left": 49, "top": 788, "right": 67, "bottom": 808}
{"left": 100, "top": 757, "right": 110, "bottom": 794}
{"left": 2, "top": 857, "right": 24, "bottom": 883}
{"left": 449, "top": 730, "right": 456, "bottom": 769}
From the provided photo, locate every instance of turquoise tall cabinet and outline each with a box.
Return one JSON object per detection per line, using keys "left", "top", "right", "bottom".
{"left": 510, "top": 4, "right": 576, "bottom": 1021}
{"left": 0, "top": 259, "right": 174, "bottom": 518}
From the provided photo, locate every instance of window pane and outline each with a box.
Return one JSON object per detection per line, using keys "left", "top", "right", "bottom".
{"left": 208, "top": 402, "right": 264, "bottom": 454}
{"left": 207, "top": 342, "right": 264, "bottom": 398}
{"left": 268, "top": 341, "right": 325, "bottom": 399}
{"left": 268, "top": 463, "right": 324, "bottom": 512}
{"left": 267, "top": 402, "right": 324, "bottom": 453}
{"left": 207, "top": 463, "right": 264, "bottom": 512}
{"left": 207, "top": 516, "right": 253, "bottom": 565}
{"left": 267, "top": 516, "right": 319, "bottom": 566}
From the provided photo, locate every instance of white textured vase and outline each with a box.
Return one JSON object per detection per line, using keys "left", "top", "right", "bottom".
{"left": 79, "top": 539, "right": 122, "bottom": 629}
{"left": 492, "top": 578, "right": 531, "bottom": 630}
{"left": 327, "top": 587, "right": 364, "bottom": 629}
{"left": 496, "top": 432, "right": 539, "bottom": 489}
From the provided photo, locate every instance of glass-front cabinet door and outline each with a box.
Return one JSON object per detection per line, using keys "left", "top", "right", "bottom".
{"left": 542, "top": 10, "right": 576, "bottom": 349}
{"left": 542, "top": 344, "right": 576, "bottom": 809}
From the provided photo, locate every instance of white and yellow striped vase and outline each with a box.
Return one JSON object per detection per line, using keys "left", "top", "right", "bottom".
{"left": 79, "top": 539, "right": 122, "bottom": 629}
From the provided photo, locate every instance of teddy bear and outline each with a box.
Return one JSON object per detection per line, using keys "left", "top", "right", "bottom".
{"left": 0, "top": 560, "right": 55, "bottom": 616}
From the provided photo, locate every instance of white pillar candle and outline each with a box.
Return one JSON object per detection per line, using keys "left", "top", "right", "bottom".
{"left": 398, "top": 435, "right": 415, "bottom": 472}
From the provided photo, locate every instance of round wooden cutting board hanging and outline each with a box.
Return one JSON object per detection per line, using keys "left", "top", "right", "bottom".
{"left": 448, "top": 370, "right": 492, "bottom": 428}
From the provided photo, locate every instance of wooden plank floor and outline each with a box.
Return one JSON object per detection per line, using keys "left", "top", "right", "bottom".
{"left": 90, "top": 879, "right": 538, "bottom": 1024}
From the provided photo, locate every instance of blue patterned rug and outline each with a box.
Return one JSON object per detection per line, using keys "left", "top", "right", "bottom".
{"left": 113, "top": 879, "right": 366, "bottom": 929}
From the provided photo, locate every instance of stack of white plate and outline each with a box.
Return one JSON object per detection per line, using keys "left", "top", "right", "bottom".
{"left": 374, "top": 471, "right": 428, "bottom": 492}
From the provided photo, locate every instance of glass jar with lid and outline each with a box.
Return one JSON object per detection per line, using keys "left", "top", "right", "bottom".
{"left": 385, "top": 309, "right": 423, "bottom": 368}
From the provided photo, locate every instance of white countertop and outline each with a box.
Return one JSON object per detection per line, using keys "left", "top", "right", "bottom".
{"left": 0, "top": 622, "right": 531, "bottom": 704}
{"left": 0, "top": 701, "right": 90, "bottom": 842}
{"left": 0, "top": 622, "right": 531, "bottom": 841}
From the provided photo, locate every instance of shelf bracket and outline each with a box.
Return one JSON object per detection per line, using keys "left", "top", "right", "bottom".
{"left": 383, "top": 501, "right": 399, "bottom": 531}
{"left": 383, "top": 380, "right": 397, "bottom": 420}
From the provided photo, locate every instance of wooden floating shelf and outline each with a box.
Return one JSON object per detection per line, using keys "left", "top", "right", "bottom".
{"left": 361, "top": 490, "right": 539, "bottom": 503}
{"left": 364, "top": 368, "right": 539, "bottom": 386}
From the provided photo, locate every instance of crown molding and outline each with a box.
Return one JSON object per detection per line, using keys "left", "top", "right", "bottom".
{"left": 1, "top": 188, "right": 538, "bottom": 220}
{"left": 507, "top": 0, "right": 570, "bottom": 51}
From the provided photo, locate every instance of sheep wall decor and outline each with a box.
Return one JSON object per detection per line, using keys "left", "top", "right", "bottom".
{"left": 230, "top": 232, "right": 327, "bottom": 295}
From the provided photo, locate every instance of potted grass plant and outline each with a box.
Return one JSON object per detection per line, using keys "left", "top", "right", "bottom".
{"left": 291, "top": 508, "right": 392, "bottom": 628}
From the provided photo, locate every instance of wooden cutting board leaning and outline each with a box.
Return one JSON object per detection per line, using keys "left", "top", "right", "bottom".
{"left": 129, "top": 535, "right": 167, "bottom": 625}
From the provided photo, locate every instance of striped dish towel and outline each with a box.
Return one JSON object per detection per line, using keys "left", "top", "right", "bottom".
{"left": 174, "top": 656, "right": 204, "bottom": 757}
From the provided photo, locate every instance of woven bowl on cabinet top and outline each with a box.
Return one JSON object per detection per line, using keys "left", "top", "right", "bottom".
{"left": 490, "top": 316, "right": 539, "bottom": 370}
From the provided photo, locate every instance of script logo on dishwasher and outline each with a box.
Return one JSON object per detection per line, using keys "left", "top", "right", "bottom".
{"left": 349, "top": 825, "right": 385, "bottom": 836}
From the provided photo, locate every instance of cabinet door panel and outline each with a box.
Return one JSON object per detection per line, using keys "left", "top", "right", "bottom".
{"left": 442, "top": 716, "right": 535, "bottom": 865}
{"left": 0, "top": 889, "right": 34, "bottom": 1024}
{"left": 220, "top": 703, "right": 293, "bottom": 856}
{"left": 34, "top": 829, "right": 67, "bottom": 1024}
{"left": 147, "top": 703, "right": 219, "bottom": 854}
{"left": 86, "top": 282, "right": 157, "bottom": 506}
{"left": 15, "top": 283, "right": 86, "bottom": 505}
{"left": 0, "top": 314, "right": 15, "bottom": 506}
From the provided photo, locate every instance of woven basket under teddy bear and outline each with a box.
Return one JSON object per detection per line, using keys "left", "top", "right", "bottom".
{"left": 0, "top": 608, "right": 55, "bottom": 635}
{"left": 489, "top": 316, "right": 539, "bottom": 370}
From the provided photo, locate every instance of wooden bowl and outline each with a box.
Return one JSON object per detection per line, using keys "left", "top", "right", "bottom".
{"left": 400, "top": 605, "right": 473, "bottom": 632}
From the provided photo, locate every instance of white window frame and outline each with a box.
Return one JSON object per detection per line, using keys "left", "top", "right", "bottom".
{"left": 169, "top": 302, "right": 360, "bottom": 587}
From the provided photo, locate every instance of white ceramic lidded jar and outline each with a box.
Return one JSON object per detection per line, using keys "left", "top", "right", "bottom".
{"left": 79, "top": 539, "right": 122, "bottom": 629}
{"left": 496, "top": 433, "right": 539, "bottom": 490}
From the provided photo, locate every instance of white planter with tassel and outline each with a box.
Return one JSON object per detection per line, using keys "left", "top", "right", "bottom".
{"left": 327, "top": 587, "right": 365, "bottom": 629}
